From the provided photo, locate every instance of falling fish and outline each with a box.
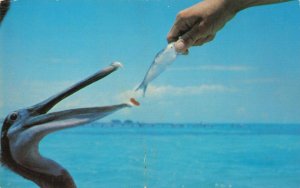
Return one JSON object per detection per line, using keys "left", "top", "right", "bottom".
{"left": 136, "top": 42, "right": 179, "bottom": 96}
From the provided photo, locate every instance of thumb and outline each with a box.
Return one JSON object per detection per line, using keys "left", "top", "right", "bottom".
{"left": 176, "top": 23, "right": 209, "bottom": 51}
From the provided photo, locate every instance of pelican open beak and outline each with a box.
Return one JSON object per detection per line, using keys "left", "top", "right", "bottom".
{"left": 13, "top": 62, "right": 136, "bottom": 138}
{"left": 1, "top": 62, "right": 138, "bottom": 183}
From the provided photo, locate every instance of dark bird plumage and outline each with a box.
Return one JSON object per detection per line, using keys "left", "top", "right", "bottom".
{"left": 0, "top": 0, "right": 10, "bottom": 23}
{"left": 1, "top": 63, "right": 134, "bottom": 188}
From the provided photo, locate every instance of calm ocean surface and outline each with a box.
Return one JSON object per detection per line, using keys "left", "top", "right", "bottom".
{"left": 1, "top": 123, "right": 300, "bottom": 188}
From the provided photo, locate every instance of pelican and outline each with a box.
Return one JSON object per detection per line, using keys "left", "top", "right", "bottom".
{"left": 0, "top": 63, "right": 137, "bottom": 188}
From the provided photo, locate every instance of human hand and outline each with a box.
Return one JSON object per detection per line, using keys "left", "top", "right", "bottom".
{"left": 167, "top": 0, "right": 238, "bottom": 53}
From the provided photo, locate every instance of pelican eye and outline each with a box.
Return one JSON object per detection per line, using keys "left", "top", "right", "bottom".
{"left": 10, "top": 112, "right": 18, "bottom": 121}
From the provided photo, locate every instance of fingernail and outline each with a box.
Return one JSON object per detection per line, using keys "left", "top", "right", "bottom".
{"left": 174, "top": 40, "right": 186, "bottom": 53}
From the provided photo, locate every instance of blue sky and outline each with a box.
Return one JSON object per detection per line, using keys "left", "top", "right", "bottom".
{"left": 1, "top": 0, "right": 299, "bottom": 123}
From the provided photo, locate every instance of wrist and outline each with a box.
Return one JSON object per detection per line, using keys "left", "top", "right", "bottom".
{"left": 223, "top": 0, "right": 246, "bottom": 13}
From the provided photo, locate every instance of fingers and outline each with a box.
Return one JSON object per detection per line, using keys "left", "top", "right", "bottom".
{"left": 167, "top": 24, "right": 182, "bottom": 43}
{"left": 174, "top": 22, "right": 210, "bottom": 53}
{"left": 180, "top": 26, "right": 200, "bottom": 49}
{"left": 193, "top": 34, "right": 215, "bottom": 46}
{"left": 167, "top": 20, "right": 191, "bottom": 43}
{"left": 174, "top": 33, "right": 215, "bottom": 55}
{"left": 167, "top": 9, "right": 218, "bottom": 54}
{"left": 167, "top": 12, "right": 200, "bottom": 43}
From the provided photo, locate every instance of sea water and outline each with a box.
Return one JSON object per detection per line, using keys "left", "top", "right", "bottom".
{"left": 1, "top": 123, "right": 300, "bottom": 188}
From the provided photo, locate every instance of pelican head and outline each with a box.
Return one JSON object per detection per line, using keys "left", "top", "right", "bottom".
{"left": 1, "top": 63, "right": 136, "bottom": 188}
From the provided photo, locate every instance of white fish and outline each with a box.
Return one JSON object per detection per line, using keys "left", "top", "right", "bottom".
{"left": 136, "top": 42, "right": 178, "bottom": 96}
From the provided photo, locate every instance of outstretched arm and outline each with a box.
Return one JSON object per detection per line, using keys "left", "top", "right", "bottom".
{"left": 232, "top": 0, "right": 291, "bottom": 10}
{"left": 167, "top": 0, "right": 292, "bottom": 53}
